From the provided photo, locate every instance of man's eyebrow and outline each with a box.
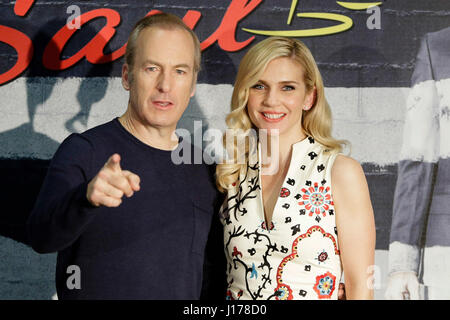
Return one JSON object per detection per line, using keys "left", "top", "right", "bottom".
{"left": 141, "top": 60, "right": 192, "bottom": 70}
{"left": 173, "top": 63, "right": 192, "bottom": 70}
{"left": 141, "top": 59, "right": 160, "bottom": 67}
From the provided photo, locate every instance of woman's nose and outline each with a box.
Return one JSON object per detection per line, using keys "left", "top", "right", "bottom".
{"left": 263, "top": 88, "right": 280, "bottom": 107}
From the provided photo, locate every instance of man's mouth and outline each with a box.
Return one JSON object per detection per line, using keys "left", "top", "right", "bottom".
{"left": 153, "top": 100, "right": 173, "bottom": 109}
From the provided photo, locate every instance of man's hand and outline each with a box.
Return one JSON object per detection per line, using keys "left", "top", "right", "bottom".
{"left": 384, "top": 271, "right": 420, "bottom": 300}
{"left": 87, "top": 154, "right": 141, "bottom": 207}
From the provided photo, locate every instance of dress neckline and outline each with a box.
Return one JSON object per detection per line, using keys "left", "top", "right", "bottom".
{"left": 257, "top": 135, "right": 314, "bottom": 229}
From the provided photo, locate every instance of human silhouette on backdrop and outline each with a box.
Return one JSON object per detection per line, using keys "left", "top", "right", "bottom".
{"left": 0, "top": 19, "right": 112, "bottom": 242}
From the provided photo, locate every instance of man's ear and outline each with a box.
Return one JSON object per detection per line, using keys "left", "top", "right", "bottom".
{"left": 190, "top": 72, "right": 198, "bottom": 98}
{"left": 122, "top": 64, "right": 131, "bottom": 91}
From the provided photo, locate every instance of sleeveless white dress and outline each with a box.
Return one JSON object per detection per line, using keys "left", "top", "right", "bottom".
{"left": 220, "top": 136, "right": 342, "bottom": 300}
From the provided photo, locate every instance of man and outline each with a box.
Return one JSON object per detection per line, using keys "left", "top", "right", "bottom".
{"left": 27, "top": 13, "right": 223, "bottom": 299}
{"left": 385, "top": 26, "right": 450, "bottom": 300}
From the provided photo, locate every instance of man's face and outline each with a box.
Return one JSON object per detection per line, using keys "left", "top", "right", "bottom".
{"left": 122, "top": 26, "right": 197, "bottom": 131}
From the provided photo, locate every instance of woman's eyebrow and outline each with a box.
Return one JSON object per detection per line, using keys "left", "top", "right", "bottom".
{"left": 256, "top": 79, "right": 299, "bottom": 85}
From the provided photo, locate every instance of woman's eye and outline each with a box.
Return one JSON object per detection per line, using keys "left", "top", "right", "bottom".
{"left": 283, "top": 85, "right": 295, "bottom": 91}
{"left": 252, "top": 84, "right": 265, "bottom": 90}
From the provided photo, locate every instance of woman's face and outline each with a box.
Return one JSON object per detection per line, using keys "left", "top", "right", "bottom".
{"left": 247, "top": 57, "right": 314, "bottom": 139}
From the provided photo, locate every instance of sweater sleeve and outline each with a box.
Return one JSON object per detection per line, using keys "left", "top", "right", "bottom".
{"left": 200, "top": 188, "right": 227, "bottom": 301}
{"left": 26, "top": 133, "right": 99, "bottom": 253}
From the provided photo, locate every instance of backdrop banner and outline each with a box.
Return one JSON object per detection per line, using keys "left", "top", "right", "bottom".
{"left": 0, "top": 0, "right": 449, "bottom": 300}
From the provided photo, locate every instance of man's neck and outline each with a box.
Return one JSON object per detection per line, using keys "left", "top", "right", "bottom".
{"left": 118, "top": 111, "right": 179, "bottom": 151}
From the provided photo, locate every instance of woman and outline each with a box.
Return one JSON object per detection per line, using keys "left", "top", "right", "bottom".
{"left": 216, "top": 37, "right": 375, "bottom": 300}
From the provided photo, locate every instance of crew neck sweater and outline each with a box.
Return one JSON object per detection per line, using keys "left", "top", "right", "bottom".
{"left": 27, "top": 118, "right": 220, "bottom": 299}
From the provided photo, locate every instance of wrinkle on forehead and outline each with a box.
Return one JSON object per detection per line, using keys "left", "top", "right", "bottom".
{"left": 135, "top": 27, "right": 196, "bottom": 69}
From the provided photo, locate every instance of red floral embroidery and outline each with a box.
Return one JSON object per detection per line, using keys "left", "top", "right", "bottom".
{"left": 298, "top": 182, "right": 333, "bottom": 217}
{"left": 313, "top": 272, "right": 336, "bottom": 299}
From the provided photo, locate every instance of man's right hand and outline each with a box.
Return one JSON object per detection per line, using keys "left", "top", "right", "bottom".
{"left": 87, "top": 154, "right": 141, "bottom": 207}
{"left": 384, "top": 271, "right": 420, "bottom": 300}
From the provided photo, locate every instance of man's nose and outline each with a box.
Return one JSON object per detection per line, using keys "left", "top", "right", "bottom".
{"left": 157, "top": 71, "right": 171, "bottom": 93}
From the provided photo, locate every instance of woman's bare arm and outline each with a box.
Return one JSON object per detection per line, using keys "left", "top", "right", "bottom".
{"left": 332, "top": 154, "right": 376, "bottom": 300}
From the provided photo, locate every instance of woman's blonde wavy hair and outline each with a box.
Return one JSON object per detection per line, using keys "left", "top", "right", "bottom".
{"left": 216, "top": 36, "right": 348, "bottom": 193}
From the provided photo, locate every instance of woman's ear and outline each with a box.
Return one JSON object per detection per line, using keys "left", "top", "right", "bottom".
{"left": 303, "top": 86, "right": 317, "bottom": 111}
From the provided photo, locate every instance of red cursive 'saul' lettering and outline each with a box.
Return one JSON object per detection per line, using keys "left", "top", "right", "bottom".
{"left": 200, "top": 0, "right": 262, "bottom": 51}
{"left": 43, "top": 8, "right": 123, "bottom": 69}
{"left": 0, "top": 25, "right": 33, "bottom": 85}
{"left": 0, "top": 0, "right": 263, "bottom": 85}
{"left": 14, "top": 0, "right": 35, "bottom": 17}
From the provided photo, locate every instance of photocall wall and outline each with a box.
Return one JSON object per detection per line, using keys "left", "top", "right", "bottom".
{"left": 0, "top": 0, "right": 449, "bottom": 299}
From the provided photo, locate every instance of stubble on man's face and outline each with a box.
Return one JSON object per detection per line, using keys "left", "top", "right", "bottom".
{"left": 122, "top": 26, "right": 197, "bottom": 131}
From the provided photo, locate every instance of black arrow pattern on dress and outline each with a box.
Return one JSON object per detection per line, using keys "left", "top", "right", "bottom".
{"left": 291, "top": 224, "right": 301, "bottom": 236}
{"left": 308, "top": 152, "right": 318, "bottom": 160}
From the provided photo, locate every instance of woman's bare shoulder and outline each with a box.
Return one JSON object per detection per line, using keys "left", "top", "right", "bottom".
{"left": 331, "top": 154, "right": 366, "bottom": 187}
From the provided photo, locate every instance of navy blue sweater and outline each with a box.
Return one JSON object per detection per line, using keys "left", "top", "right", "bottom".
{"left": 27, "top": 118, "right": 221, "bottom": 299}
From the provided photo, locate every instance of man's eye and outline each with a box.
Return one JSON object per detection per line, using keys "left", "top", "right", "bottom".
{"left": 283, "top": 85, "right": 295, "bottom": 91}
{"left": 146, "top": 66, "right": 158, "bottom": 72}
{"left": 176, "top": 69, "right": 186, "bottom": 75}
